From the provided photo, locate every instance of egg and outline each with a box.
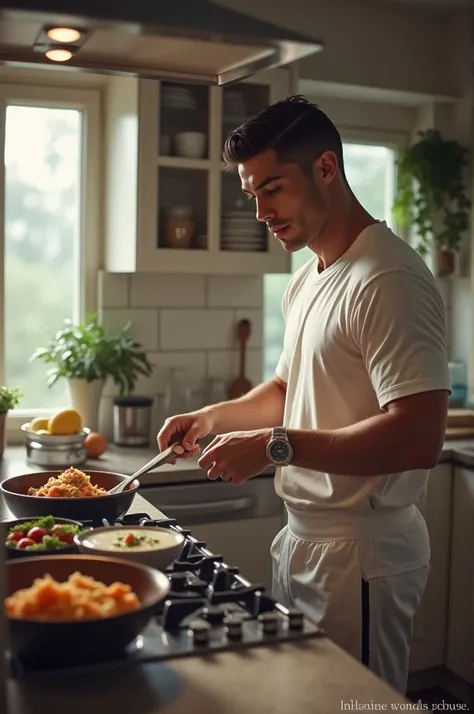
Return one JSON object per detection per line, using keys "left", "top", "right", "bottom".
{"left": 84, "top": 432, "right": 108, "bottom": 458}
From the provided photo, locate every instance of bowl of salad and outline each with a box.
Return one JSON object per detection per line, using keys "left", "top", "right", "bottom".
{"left": 3, "top": 515, "right": 89, "bottom": 559}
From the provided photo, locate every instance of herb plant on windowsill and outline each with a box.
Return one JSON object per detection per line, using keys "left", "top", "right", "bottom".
{"left": 30, "top": 314, "right": 154, "bottom": 431}
{"left": 392, "top": 129, "right": 471, "bottom": 277}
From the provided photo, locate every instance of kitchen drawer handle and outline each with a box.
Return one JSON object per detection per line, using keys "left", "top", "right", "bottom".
{"left": 163, "top": 496, "right": 254, "bottom": 516}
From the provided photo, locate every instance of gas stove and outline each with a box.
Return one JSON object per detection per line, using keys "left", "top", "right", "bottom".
{"left": 8, "top": 512, "right": 323, "bottom": 681}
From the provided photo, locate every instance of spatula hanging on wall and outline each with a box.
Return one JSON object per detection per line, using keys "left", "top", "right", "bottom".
{"left": 228, "top": 318, "right": 253, "bottom": 399}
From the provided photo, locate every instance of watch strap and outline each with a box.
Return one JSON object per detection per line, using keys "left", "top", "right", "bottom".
{"left": 272, "top": 426, "right": 288, "bottom": 441}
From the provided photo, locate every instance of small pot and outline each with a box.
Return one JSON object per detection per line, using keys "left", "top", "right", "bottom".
{"left": 436, "top": 248, "right": 455, "bottom": 277}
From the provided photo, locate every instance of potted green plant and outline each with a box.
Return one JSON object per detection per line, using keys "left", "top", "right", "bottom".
{"left": 392, "top": 129, "right": 471, "bottom": 277}
{"left": 30, "top": 314, "right": 153, "bottom": 431}
{"left": 0, "top": 386, "right": 22, "bottom": 459}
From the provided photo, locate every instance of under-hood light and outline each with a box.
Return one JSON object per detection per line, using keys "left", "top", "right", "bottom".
{"left": 45, "top": 47, "right": 73, "bottom": 62}
{"left": 46, "top": 27, "right": 82, "bottom": 44}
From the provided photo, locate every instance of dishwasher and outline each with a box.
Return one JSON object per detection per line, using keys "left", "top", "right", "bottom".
{"left": 140, "top": 474, "right": 284, "bottom": 592}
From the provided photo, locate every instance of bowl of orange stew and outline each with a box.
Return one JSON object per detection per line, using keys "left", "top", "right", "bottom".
{"left": 0, "top": 467, "right": 139, "bottom": 524}
{"left": 4, "top": 554, "right": 170, "bottom": 668}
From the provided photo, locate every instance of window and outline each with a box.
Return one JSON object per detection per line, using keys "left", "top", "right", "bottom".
{"left": 0, "top": 84, "right": 100, "bottom": 435}
{"left": 263, "top": 141, "right": 398, "bottom": 381}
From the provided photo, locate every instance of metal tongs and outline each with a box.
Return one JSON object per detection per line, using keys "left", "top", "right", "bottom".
{"left": 107, "top": 443, "right": 185, "bottom": 495}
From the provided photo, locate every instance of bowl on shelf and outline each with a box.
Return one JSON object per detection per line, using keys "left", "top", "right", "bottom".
{"left": 3, "top": 515, "right": 87, "bottom": 560}
{"left": 0, "top": 470, "right": 139, "bottom": 525}
{"left": 5, "top": 554, "right": 170, "bottom": 668}
{"left": 174, "top": 131, "right": 206, "bottom": 159}
{"left": 75, "top": 525, "right": 185, "bottom": 570}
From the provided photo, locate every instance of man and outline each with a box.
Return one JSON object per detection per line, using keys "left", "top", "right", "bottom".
{"left": 157, "top": 95, "right": 451, "bottom": 695}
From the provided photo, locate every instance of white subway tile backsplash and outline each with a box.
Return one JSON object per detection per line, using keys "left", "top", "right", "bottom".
{"left": 207, "top": 276, "right": 263, "bottom": 308}
{"left": 97, "top": 272, "right": 265, "bottom": 435}
{"left": 233, "top": 309, "right": 262, "bottom": 349}
{"left": 98, "top": 271, "right": 130, "bottom": 308}
{"left": 130, "top": 274, "right": 206, "bottom": 308}
{"left": 101, "top": 308, "right": 159, "bottom": 352}
{"left": 150, "top": 351, "right": 207, "bottom": 391}
{"left": 160, "top": 309, "right": 234, "bottom": 350}
{"left": 207, "top": 349, "right": 263, "bottom": 389}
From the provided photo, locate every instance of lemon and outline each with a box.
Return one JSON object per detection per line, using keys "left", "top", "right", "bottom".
{"left": 30, "top": 417, "right": 50, "bottom": 432}
{"left": 48, "top": 409, "right": 82, "bottom": 436}
{"left": 36, "top": 429, "right": 52, "bottom": 436}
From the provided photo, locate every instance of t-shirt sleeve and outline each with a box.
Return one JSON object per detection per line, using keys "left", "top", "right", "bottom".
{"left": 350, "top": 270, "right": 452, "bottom": 409}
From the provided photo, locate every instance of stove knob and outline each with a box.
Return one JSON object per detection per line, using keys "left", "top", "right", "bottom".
{"left": 188, "top": 620, "right": 211, "bottom": 646}
{"left": 223, "top": 614, "right": 243, "bottom": 640}
{"left": 287, "top": 608, "right": 304, "bottom": 630}
{"left": 258, "top": 612, "right": 279, "bottom": 635}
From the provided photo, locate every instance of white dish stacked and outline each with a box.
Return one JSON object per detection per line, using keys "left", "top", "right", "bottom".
{"left": 221, "top": 209, "right": 267, "bottom": 251}
{"left": 162, "top": 85, "right": 197, "bottom": 111}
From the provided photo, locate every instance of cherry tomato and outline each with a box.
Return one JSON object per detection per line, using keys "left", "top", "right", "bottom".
{"left": 27, "top": 527, "right": 48, "bottom": 544}
{"left": 50, "top": 525, "right": 74, "bottom": 544}
{"left": 16, "top": 538, "right": 35, "bottom": 549}
{"left": 7, "top": 531, "right": 25, "bottom": 543}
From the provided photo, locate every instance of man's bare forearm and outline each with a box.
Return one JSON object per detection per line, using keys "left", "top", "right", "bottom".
{"left": 200, "top": 379, "right": 286, "bottom": 433}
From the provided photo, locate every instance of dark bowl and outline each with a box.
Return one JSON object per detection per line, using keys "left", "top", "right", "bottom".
{"left": 3, "top": 516, "right": 86, "bottom": 560}
{"left": 5, "top": 554, "right": 170, "bottom": 668}
{"left": 0, "top": 471, "right": 139, "bottom": 525}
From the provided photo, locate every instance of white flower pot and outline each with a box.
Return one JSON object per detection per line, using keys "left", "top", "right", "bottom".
{"left": 68, "top": 379, "right": 105, "bottom": 433}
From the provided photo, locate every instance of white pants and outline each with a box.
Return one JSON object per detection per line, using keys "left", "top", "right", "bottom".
{"left": 270, "top": 504, "right": 430, "bottom": 695}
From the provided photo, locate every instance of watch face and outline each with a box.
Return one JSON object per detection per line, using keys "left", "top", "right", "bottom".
{"left": 269, "top": 440, "right": 291, "bottom": 464}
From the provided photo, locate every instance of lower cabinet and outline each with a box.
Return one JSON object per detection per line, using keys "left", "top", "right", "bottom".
{"left": 445, "top": 466, "right": 474, "bottom": 684}
{"left": 409, "top": 462, "right": 453, "bottom": 671}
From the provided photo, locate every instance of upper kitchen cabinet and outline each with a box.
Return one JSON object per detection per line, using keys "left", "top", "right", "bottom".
{"left": 103, "top": 68, "right": 295, "bottom": 274}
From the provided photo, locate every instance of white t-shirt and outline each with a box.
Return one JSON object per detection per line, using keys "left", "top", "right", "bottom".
{"left": 275, "top": 221, "right": 451, "bottom": 514}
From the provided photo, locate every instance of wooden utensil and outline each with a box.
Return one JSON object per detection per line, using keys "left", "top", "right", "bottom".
{"left": 228, "top": 318, "right": 253, "bottom": 399}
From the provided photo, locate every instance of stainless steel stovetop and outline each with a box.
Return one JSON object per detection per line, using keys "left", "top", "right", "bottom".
{"left": 8, "top": 513, "right": 323, "bottom": 681}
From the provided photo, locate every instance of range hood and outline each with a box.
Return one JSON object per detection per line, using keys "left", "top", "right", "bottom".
{"left": 0, "top": 0, "right": 323, "bottom": 85}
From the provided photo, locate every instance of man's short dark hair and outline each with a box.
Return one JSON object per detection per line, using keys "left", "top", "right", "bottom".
{"left": 223, "top": 95, "right": 346, "bottom": 178}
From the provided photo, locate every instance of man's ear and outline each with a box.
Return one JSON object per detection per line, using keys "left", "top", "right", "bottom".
{"left": 313, "top": 151, "right": 338, "bottom": 184}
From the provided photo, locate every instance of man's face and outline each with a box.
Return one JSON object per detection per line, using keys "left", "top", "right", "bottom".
{"left": 238, "top": 149, "right": 336, "bottom": 253}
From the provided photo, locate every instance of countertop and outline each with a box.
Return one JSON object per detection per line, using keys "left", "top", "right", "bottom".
{"left": 0, "top": 444, "right": 276, "bottom": 487}
{"left": 2, "top": 489, "right": 410, "bottom": 714}
{"left": 7, "top": 635, "right": 411, "bottom": 714}
{"left": 1, "top": 436, "right": 474, "bottom": 490}
{"left": 0, "top": 453, "right": 415, "bottom": 713}
{"left": 2, "top": 437, "right": 469, "bottom": 713}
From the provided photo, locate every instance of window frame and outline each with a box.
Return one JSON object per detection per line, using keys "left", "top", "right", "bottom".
{"left": 340, "top": 128, "right": 408, "bottom": 237}
{"left": 0, "top": 83, "right": 101, "bottom": 441}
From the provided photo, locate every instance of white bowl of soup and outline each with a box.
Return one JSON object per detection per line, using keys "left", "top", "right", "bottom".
{"left": 74, "top": 526, "right": 185, "bottom": 570}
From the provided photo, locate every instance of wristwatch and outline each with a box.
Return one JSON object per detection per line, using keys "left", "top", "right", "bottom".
{"left": 266, "top": 427, "right": 294, "bottom": 466}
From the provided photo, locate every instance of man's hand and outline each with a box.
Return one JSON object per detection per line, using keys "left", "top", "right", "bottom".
{"left": 157, "top": 410, "right": 216, "bottom": 462}
{"left": 198, "top": 429, "right": 272, "bottom": 486}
